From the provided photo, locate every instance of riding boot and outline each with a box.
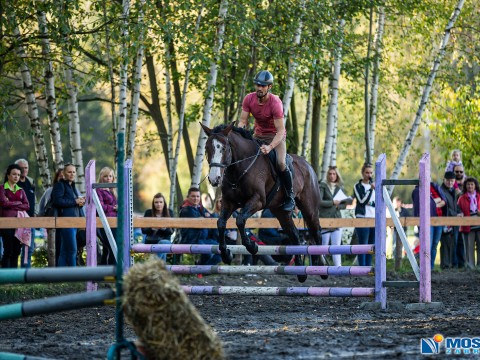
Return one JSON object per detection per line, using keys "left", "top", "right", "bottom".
{"left": 279, "top": 169, "right": 295, "bottom": 211}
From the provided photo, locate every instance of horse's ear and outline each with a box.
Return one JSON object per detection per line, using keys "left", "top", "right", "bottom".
{"left": 200, "top": 122, "right": 212, "bottom": 136}
{"left": 223, "top": 121, "right": 235, "bottom": 136}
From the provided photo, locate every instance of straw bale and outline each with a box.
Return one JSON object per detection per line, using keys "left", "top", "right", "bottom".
{"left": 123, "top": 257, "right": 224, "bottom": 360}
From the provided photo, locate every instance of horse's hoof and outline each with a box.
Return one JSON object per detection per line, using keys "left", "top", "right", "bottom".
{"left": 320, "top": 274, "right": 328, "bottom": 280}
{"left": 246, "top": 242, "right": 258, "bottom": 255}
{"left": 297, "top": 274, "right": 307, "bottom": 283}
{"left": 221, "top": 249, "right": 233, "bottom": 265}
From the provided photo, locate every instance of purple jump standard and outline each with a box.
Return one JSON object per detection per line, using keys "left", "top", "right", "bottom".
{"left": 132, "top": 244, "right": 375, "bottom": 256}
{"left": 166, "top": 265, "right": 374, "bottom": 276}
{"left": 183, "top": 286, "right": 374, "bottom": 297}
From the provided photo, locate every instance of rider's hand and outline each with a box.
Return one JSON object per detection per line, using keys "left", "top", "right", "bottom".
{"left": 261, "top": 144, "right": 272, "bottom": 154}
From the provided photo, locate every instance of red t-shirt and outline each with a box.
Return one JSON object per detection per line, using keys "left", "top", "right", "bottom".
{"left": 430, "top": 184, "right": 443, "bottom": 217}
{"left": 242, "top": 92, "right": 284, "bottom": 136}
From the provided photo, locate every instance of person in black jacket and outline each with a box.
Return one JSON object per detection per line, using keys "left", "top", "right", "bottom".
{"left": 353, "top": 163, "right": 376, "bottom": 266}
{"left": 142, "top": 193, "right": 173, "bottom": 262}
{"left": 51, "top": 164, "right": 85, "bottom": 267}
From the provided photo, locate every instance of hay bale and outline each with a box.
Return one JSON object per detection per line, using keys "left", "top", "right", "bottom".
{"left": 123, "top": 257, "right": 224, "bottom": 360}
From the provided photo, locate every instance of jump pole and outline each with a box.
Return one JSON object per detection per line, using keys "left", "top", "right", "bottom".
{"left": 183, "top": 286, "right": 374, "bottom": 297}
{"left": 0, "top": 266, "right": 115, "bottom": 284}
{"left": 419, "top": 153, "right": 431, "bottom": 303}
{"left": 85, "top": 160, "right": 97, "bottom": 291}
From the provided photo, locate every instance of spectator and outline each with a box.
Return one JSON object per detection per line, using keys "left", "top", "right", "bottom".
{"left": 96, "top": 167, "right": 118, "bottom": 265}
{"left": 454, "top": 165, "right": 466, "bottom": 195}
{"left": 15, "top": 159, "right": 36, "bottom": 268}
{"left": 439, "top": 171, "right": 461, "bottom": 269}
{"left": 142, "top": 193, "right": 173, "bottom": 263}
{"left": 457, "top": 177, "right": 480, "bottom": 270}
{"left": 445, "top": 149, "right": 463, "bottom": 173}
{"left": 52, "top": 164, "right": 85, "bottom": 267}
{"left": 412, "top": 181, "right": 446, "bottom": 270}
{"left": 318, "top": 166, "right": 349, "bottom": 266}
{"left": 38, "top": 169, "right": 64, "bottom": 265}
{"left": 179, "top": 187, "right": 221, "bottom": 266}
{"left": 0, "top": 164, "right": 30, "bottom": 268}
{"left": 353, "top": 163, "right": 376, "bottom": 266}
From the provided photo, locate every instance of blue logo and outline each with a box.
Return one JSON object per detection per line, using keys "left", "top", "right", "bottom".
{"left": 420, "top": 334, "right": 443, "bottom": 354}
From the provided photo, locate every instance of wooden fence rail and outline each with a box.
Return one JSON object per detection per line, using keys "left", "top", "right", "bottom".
{"left": 0, "top": 216, "right": 479, "bottom": 229}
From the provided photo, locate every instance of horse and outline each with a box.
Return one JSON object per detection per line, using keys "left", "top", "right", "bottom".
{"left": 200, "top": 122, "right": 327, "bottom": 283}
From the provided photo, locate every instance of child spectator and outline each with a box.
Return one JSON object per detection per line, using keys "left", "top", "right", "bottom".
{"left": 445, "top": 149, "right": 463, "bottom": 173}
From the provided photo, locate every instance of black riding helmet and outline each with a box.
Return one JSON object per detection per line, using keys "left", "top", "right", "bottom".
{"left": 253, "top": 70, "right": 273, "bottom": 86}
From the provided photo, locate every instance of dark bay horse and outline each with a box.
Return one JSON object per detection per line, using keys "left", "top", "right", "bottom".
{"left": 201, "top": 122, "right": 327, "bottom": 283}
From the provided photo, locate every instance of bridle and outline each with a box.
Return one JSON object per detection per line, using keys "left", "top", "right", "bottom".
{"left": 207, "top": 133, "right": 261, "bottom": 187}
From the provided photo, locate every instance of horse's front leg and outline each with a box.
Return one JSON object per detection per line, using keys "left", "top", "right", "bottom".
{"left": 236, "top": 208, "right": 258, "bottom": 255}
{"left": 217, "top": 216, "right": 233, "bottom": 264}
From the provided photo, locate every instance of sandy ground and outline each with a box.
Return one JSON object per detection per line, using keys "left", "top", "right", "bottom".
{"left": 1, "top": 268, "right": 479, "bottom": 359}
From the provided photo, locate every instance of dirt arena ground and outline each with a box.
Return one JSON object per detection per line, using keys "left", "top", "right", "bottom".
{"left": 1, "top": 268, "right": 479, "bottom": 359}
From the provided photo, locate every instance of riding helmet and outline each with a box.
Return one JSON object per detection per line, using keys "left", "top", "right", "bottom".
{"left": 253, "top": 70, "right": 274, "bottom": 86}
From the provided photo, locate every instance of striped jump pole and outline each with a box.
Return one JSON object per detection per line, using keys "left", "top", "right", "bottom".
{"left": 132, "top": 244, "right": 375, "bottom": 256}
{"left": 166, "top": 265, "right": 374, "bottom": 276}
{"left": 183, "top": 286, "right": 375, "bottom": 297}
{"left": 0, "top": 289, "right": 115, "bottom": 321}
{"left": 0, "top": 266, "right": 116, "bottom": 284}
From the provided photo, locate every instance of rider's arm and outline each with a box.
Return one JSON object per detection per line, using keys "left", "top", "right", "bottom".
{"left": 238, "top": 110, "right": 250, "bottom": 128}
{"left": 269, "top": 117, "right": 286, "bottom": 150}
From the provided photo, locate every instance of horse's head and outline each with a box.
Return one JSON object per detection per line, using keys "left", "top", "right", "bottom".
{"left": 201, "top": 122, "right": 234, "bottom": 187}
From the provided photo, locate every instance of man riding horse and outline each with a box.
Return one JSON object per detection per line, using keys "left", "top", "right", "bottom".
{"left": 238, "top": 70, "right": 295, "bottom": 212}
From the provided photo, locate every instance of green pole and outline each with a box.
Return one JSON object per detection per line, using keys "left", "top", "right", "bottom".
{"left": 115, "top": 132, "right": 125, "bottom": 357}
{"left": 0, "top": 269, "right": 25, "bottom": 284}
{"left": 0, "top": 303, "right": 22, "bottom": 321}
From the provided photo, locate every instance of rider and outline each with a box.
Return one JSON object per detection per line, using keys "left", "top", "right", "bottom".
{"left": 238, "top": 70, "right": 295, "bottom": 211}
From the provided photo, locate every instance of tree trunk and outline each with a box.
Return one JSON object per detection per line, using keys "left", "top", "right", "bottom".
{"left": 12, "top": 22, "right": 51, "bottom": 189}
{"left": 169, "top": 6, "right": 203, "bottom": 208}
{"left": 368, "top": 6, "right": 385, "bottom": 162}
{"left": 310, "top": 76, "right": 322, "bottom": 176}
{"left": 282, "top": 0, "right": 305, "bottom": 120}
{"left": 320, "top": 19, "right": 344, "bottom": 181}
{"left": 390, "top": 0, "right": 465, "bottom": 191}
{"left": 191, "top": 0, "right": 229, "bottom": 187}
{"left": 126, "top": 0, "right": 146, "bottom": 162}
{"left": 117, "top": 0, "right": 131, "bottom": 136}
{"left": 301, "top": 64, "right": 316, "bottom": 158}
{"left": 288, "top": 91, "right": 299, "bottom": 154}
{"left": 364, "top": 6, "right": 374, "bottom": 165}
{"left": 36, "top": 7, "right": 63, "bottom": 172}
{"left": 330, "top": 113, "right": 338, "bottom": 168}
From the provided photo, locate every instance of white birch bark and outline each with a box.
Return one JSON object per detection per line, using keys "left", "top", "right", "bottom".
{"left": 63, "top": 51, "right": 85, "bottom": 193}
{"left": 191, "top": 0, "right": 229, "bottom": 187}
{"left": 368, "top": 7, "right": 385, "bottom": 163}
{"left": 390, "top": 0, "right": 465, "bottom": 191}
{"left": 320, "top": 19, "right": 345, "bottom": 181}
{"left": 126, "top": 0, "right": 146, "bottom": 162}
{"left": 12, "top": 24, "right": 51, "bottom": 189}
{"left": 364, "top": 6, "right": 374, "bottom": 165}
{"left": 36, "top": 7, "right": 64, "bottom": 171}
{"left": 165, "top": 49, "right": 174, "bottom": 183}
{"left": 301, "top": 64, "right": 316, "bottom": 158}
{"left": 118, "top": 0, "right": 131, "bottom": 135}
{"left": 282, "top": 0, "right": 305, "bottom": 120}
{"left": 330, "top": 113, "right": 338, "bottom": 168}
{"left": 170, "top": 8, "right": 204, "bottom": 205}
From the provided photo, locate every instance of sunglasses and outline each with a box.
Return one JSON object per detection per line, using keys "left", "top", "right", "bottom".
{"left": 455, "top": 171, "right": 464, "bottom": 174}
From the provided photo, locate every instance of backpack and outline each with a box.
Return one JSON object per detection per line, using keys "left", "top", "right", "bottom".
{"left": 44, "top": 197, "right": 56, "bottom": 217}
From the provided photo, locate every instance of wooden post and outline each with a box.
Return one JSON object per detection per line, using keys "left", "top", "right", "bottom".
{"left": 85, "top": 160, "right": 97, "bottom": 292}
{"left": 419, "top": 153, "right": 431, "bottom": 303}
{"left": 375, "top": 154, "right": 387, "bottom": 309}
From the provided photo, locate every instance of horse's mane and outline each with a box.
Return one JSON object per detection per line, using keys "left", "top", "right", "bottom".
{"left": 211, "top": 124, "right": 253, "bottom": 140}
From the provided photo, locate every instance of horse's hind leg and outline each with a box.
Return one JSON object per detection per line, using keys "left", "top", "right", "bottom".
{"left": 218, "top": 208, "right": 235, "bottom": 264}
{"left": 272, "top": 209, "right": 307, "bottom": 283}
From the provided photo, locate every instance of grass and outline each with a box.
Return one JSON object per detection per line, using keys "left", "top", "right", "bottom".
{"left": 0, "top": 282, "right": 86, "bottom": 303}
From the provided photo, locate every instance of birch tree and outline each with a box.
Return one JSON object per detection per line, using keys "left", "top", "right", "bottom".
{"left": 36, "top": 5, "right": 64, "bottom": 171}
{"left": 390, "top": 0, "right": 466, "bottom": 190}
{"left": 367, "top": 6, "right": 385, "bottom": 162}
{"left": 364, "top": 5, "right": 374, "bottom": 165}
{"left": 282, "top": 0, "right": 305, "bottom": 120}
{"left": 117, "top": 0, "right": 131, "bottom": 136}
{"left": 301, "top": 62, "right": 316, "bottom": 158}
{"left": 320, "top": 19, "right": 345, "bottom": 181}
{"left": 191, "top": 0, "right": 229, "bottom": 187}
{"left": 11, "top": 21, "right": 51, "bottom": 189}
{"left": 126, "top": 0, "right": 147, "bottom": 162}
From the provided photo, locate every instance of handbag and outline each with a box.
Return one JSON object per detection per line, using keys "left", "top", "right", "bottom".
{"left": 470, "top": 212, "right": 480, "bottom": 231}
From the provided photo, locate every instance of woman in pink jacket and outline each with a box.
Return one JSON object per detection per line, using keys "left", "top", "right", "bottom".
{"left": 457, "top": 177, "right": 480, "bottom": 269}
{"left": 0, "top": 164, "right": 30, "bottom": 268}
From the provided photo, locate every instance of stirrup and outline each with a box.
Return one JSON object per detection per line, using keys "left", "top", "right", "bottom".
{"left": 282, "top": 197, "right": 295, "bottom": 211}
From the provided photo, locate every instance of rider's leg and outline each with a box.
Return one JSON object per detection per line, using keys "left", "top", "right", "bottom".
{"left": 276, "top": 140, "right": 295, "bottom": 211}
